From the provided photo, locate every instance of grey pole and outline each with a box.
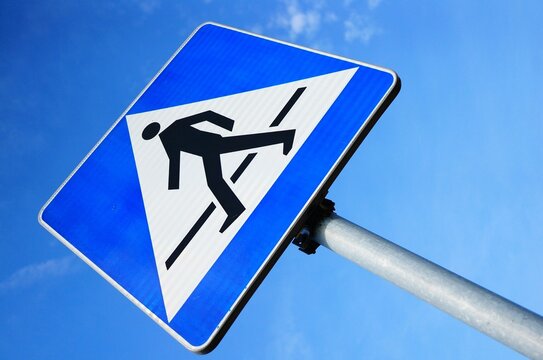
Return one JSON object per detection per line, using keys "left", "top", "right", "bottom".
{"left": 313, "top": 213, "right": 543, "bottom": 359}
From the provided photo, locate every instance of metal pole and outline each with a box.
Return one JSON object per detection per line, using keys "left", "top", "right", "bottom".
{"left": 313, "top": 213, "right": 543, "bottom": 359}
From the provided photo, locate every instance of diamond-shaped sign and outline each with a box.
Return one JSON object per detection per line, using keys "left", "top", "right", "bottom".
{"left": 39, "top": 23, "right": 400, "bottom": 352}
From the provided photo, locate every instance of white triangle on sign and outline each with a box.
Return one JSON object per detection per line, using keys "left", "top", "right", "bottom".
{"left": 126, "top": 67, "right": 358, "bottom": 322}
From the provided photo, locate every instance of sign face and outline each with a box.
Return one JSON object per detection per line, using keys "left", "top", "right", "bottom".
{"left": 39, "top": 23, "right": 400, "bottom": 352}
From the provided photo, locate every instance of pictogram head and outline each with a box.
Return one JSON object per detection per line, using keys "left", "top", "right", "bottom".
{"left": 142, "top": 122, "right": 161, "bottom": 140}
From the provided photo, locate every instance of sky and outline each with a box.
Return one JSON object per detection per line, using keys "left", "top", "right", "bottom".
{"left": 1, "top": 0, "right": 542, "bottom": 359}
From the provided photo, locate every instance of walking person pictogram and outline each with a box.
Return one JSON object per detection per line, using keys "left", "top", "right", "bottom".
{"left": 141, "top": 110, "right": 296, "bottom": 233}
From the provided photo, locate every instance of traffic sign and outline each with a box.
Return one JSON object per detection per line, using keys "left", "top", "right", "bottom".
{"left": 39, "top": 23, "right": 400, "bottom": 353}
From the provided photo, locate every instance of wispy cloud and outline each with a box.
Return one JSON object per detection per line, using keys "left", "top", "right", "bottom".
{"left": 262, "top": 0, "right": 384, "bottom": 50}
{"left": 368, "top": 0, "right": 383, "bottom": 10}
{"left": 0, "top": 256, "right": 78, "bottom": 293}
{"left": 344, "top": 13, "right": 380, "bottom": 44}
{"left": 271, "top": 0, "right": 322, "bottom": 40}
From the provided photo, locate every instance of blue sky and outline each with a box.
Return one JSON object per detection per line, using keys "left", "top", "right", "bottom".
{"left": 1, "top": 0, "right": 542, "bottom": 359}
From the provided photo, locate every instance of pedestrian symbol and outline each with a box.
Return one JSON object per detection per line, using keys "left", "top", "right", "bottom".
{"left": 39, "top": 23, "right": 399, "bottom": 352}
{"left": 142, "top": 109, "right": 296, "bottom": 234}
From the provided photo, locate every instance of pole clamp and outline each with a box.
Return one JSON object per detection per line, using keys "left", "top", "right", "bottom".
{"left": 292, "top": 198, "right": 335, "bottom": 254}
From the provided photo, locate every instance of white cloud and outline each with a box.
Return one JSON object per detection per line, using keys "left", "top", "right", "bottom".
{"left": 262, "top": 0, "right": 382, "bottom": 47}
{"left": 344, "top": 13, "right": 380, "bottom": 44}
{"left": 368, "top": 0, "right": 382, "bottom": 10}
{"left": 272, "top": 0, "right": 322, "bottom": 40}
{"left": 0, "top": 256, "right": 78, "bottom": 292}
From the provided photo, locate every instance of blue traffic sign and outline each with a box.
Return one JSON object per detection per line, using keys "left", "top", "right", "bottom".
{"left": 39, "top": 23, "right": 400, "bottom": 353}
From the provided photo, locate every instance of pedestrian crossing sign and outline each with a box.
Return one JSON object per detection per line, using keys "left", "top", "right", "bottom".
{"left": 39, "top": 23, "right": 400, "bottom": 353}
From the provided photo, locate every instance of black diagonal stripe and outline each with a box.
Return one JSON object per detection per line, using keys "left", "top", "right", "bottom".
{"left": 165, "top": 87, "right": 306, "bottom": 270}
{"left": 270, "top": 87, "right": 306, "bottom": 127}
{"left": 230, "top": 152, "right": 257, "bottom": 183}
{"left": 165, "top": 203, "right": 216, "bottom": 270}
